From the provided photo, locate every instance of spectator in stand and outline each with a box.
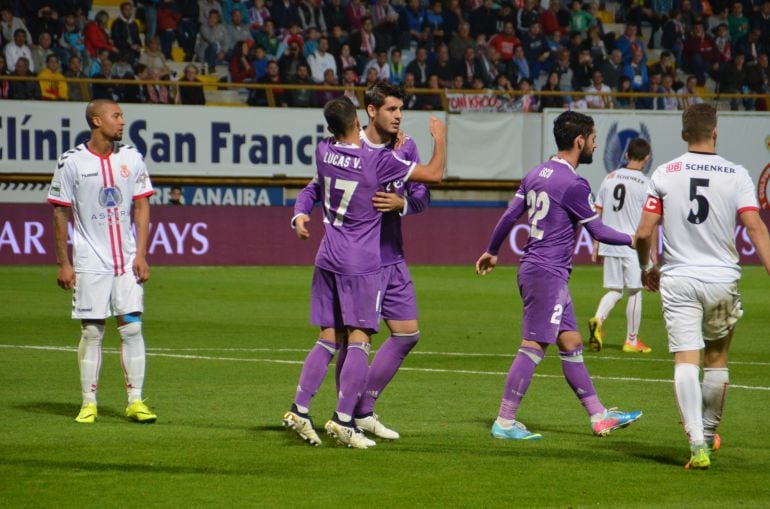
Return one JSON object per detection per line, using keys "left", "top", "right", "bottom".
{"left": 728, "top": 1, "right": 750, "bottom": 42}
{"left": 9, "top": 56, "right": 41, "bottom": 99}
{"left": 425, "top": 0, "right": 446, "bottom": 51}
{"left": 278, "top": 40, "right": 308, "bottom": 82}
{"left": 324, "top": 0, "right": 349, "bottom": 37}
{"left": 288, "top": 62, "right": 315, "bottom": 107}
{"left": 315, "top": 67, "right": 341, "bottom": 105}
{"left": 250, "top": 44, "right": 269, "bottom": 79}
{"left": 540, "top": 0, "right": 569, "bottom": 36}
{"left": 428, "top": 43, "right": 451, "bottom": 87}
{"left": 177, "top": 63, "right": 207, "bottom": 104}
{"left": 582, "top": 25, "right": 607, "bottom": 67}
{"left": 229, "top": 39, "right": 256, "bottom": 83}
{"left": 1, "top": 7, "right": 32, "bottom": 47}
{"left": 624, "top": 46, "right": 649, "bottom": 91}
{"left": 362, "top": 49, "right": 391, "bottom": 82}
{"left": 734, "top": 28, "right": 766, "bottom": 65}
{"left": 683, "top": 22, "right": 719, "bottom": 86}
{"left": 90, "top": 59, "right": 122, "bottom": 101}
{"left": 517, "top": 0, "right": 540, "bottom": 34}
{"left": 28, "top": 4, "right": 61, "bottom": 49}
{"left": 720, "top": 53, "right": 750, "bottom": 110}
{"left": 569, "top": 0, "right": 595, "bottom": 36}
{"left": 398, "top": 0, "right": 428, "bottom": 49}
{"left": 111, "top": 2, "right": 142, "bottom": 63}
{"left": 601, "top": 48, "right": 624, "bottom": 89}
{"left": 87, "top": 49, "right": 110, "bottom": 77}
{"left": 176, "top": 0, "right": 200, "bottom": 61}
{"left": 707, "top": 6, "right": 729, "bottom": 36}
{"left": 449, "top": 21, "right": 476, "bottom": 61}
{"left": 370, "top": 0, "right": 398, "bottom": 49}
{"left": 326, "top": 24, "right": 345, "bottom": 55}
{"left": 60, "top": 13, "right": 89, "bottom": 65}
{"left": 122, "top": 62, "right": 149, "bottom": 103}
{"left": 341, "top": 66, "right": 359, "bottom": 106}
{"left": 713, "top": 23, "right": 732, "bottom": 65}
{"left": 402, "top": 71, "right": 419, "bottom": 109}
{"left": 281, "top": 23, "right": 305, "bottom": 58}
{"left": 272, "top": 0, "right": 302, "bottom": 32}
{"left": 146, "top": 67, "right": 172, "bottom": 104}
{"left": 470, "top": 0, "right": 497, "bottom": 39}
{"left": 199, "top": 0, "right": 224, "bottom": 26}
{"left": 455, "top": 45, "right": 481, "bottom": 86}
{"left": 512, "top": 77, "right": 538, "bottom": 112}
{"left": 571, "top": 47, "right": 593, "bottom": 90}
{"left": 616, "top": 24, "right": 646, "bottom": 65}
{"left": 477, "top": 44, "right": 504, "bottom": 87}
{"left": 677, "top": 74, "right": 703, "bottom": 109}
{"left": 303, "top": 27, "right": 320, "bottom": 58}
{"left": 659, "top": 73, "right": 679, "bottom": 110}
{"left": 443, "top": 0, "right": 463, "bottom": 41}
{"left": 539, "top": 70, "right": 565, "bottom": 110}
{"left": 138, "top": 0, "right": 160, "bottom": 41}
{"left": 223, "top": 0, "right": 250, "bottom": 25}
{"left": 38, "top": 53, "right": 67, "bottom": 100}
{"left": 298, "top": 0, "right": 327, "bottom": 34}
{"left": 615, "top": 75, "right": 635, "bottom": 109}
{"left": 140, "top": 36, "right": 171, "bottom": 77}
{"left": 521, "top": 21, "right": 550, "bottom": 80}
{"left": 648, "top": 50, "right": 677, "bottom": 81}
{"left": 637, "top": 70, "right": 663, "bottom": 109}
{"left": 747, "top": 52, "right": 769, "bottom": 110}
{"left": 227, "top": 8, "right": 254, "bottom": 48}
{"left": 198, "top": 9, "right": 230, "bottom": 73}
{"left": 417, "top": 73, "right": 443, "bottom": 110}
{"left": 0, "top": 55, "right": 11, "bottom": 99}
{"left": 31, "top": 31, "right": 56, "bottom": 73}
{"left": 511, "top": 43, "right": 531, "bottom": 81}
{"left": 388, "top": 47, "right": 406, "bottom": 85}
{"left": 336, "top": 42, "right": 357, "bottom": 80}
{"left": 678, "top": 0, "right": 697, "bottom": 34}
{"left": 255, "top": 19, "right": 279, "bottom": 59}
{"left": 489, "top": 20, "right": 520, "bottom": 66}
{"left": 5, "top": 28, "right": 34, "bottom": 72}
{"left": 583, "top": 68, "right": 612, "bottom": 108}
{"left": 406, "top": 45, "right": 430, "bottom": 87}
{"left": 157, "top": 0, "right": 182, "bottom": 59}
{"left": 112, "top": 52, "right": 135, "bottom": 79}
{"left": 65, "top": 55, "right": 89, "bottom": 102}
{"left": 451, "top": 74, "right": 465, "bottom": 89}
{"left": 308, "top": 36, "right": 337, "bottom": 83}
{"left": 625, "top": 0, "right": 663, "bottom": 49}
{"left": 345, "top": 0, "right": 368, "bottom": 32}
{"left": 362, "top": 65, "right": 379, "bottom": 87}
{"left": 85, "top": 11, "right": 119, "bottom": 61}
{"left": 662, "top": 8, "right": 684, "bottom": 66}
{"left": 494, "top": 1, "right": 516, "bottom": 35}
{"left": 248, "top": 0, "right": 270, "bottom": 37}
{"left": 553, "top": 47, "right": 573, "bottom": 96}
{"left": 750, "top": 0, "right": 770, "bottom": 40}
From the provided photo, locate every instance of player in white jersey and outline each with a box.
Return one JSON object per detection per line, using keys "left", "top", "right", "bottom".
{"left": 47, "top": 99, "right": 158, "bottom": 425}
{"left": 589, "top": 138, "right": 656, "bottom": 354}
{"left": 635, "top": 104, "right": 770, "bottom": 470}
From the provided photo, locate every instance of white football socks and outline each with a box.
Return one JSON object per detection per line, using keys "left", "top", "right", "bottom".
{"left": 625, "top": 289, "right": 642, "bottom": 343}
{"left": 702, "top": 368, "right": 729, "bottom": 440}
{"left": 78, "top": 323, "right": 105, "bottom": 405}
{"left": 595, "top": 290, "right": 623, "bottom": 323}
{"left": 675, "top": 363, "right": 704, "bottom": 445}
{"left": 119, "top": 322, "right": 146, "bottom": 404}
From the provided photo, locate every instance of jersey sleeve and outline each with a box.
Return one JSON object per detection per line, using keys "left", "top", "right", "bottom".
{"left": 403, "top": 181, "right": 430, "bottom": 216}
{"left": 376, "top": 150, "right": 416, "bottom": 186}
{"left": 47, "top": 152, "right": 75, "bottom": 206}
{"left": 486, "top": 186, "right": 527, "bottom": 255}
{"left": 643, "top": 167, "right": 664, "bottom": 214}
{"left": 295, "top": 176, "right": 321, "bottom": 215}
{"left": 132, "top": 153, "right": 154, "bottom": 199}
{"left": 736, "top": 167, "right": 759, "bottom": 213}
{"left": 563, "top": 178, "right": 599, "bottom": 224}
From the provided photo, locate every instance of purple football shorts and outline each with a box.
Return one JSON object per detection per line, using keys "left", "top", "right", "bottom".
{"left": 310, "top": 267, "right": 382, "bottom": 332}
{"left": 380, "top": 261, "right": 419, "bottom": 321}
{"left": 517, "top": 262, "right": 578, "bottom": 344}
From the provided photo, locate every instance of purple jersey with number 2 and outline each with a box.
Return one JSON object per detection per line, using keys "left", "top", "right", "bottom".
{"left": 314, "top": 137, "right": 416, "bottom": 275}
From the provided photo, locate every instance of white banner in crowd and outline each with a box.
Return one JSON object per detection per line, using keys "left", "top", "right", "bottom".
{"left": 541, "top": 109, "right": 770, "bottom": 196}
{"left": 0, "top": 102, "right": 444, "bottom": 177}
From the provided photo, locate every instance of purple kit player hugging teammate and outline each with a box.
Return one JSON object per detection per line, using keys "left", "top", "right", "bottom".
{"left": 292, "top": 81, "right": 429, "bottom": 441}
{"left": 283, "top": 97, "right": 446, "bottom": 449}
{"left": 475, "top": 111, "right": 643, "bottom": 440}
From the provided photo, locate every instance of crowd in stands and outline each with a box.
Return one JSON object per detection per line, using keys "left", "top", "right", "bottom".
{"left": 0, "top": 0, "right": 768, "bottom": 110}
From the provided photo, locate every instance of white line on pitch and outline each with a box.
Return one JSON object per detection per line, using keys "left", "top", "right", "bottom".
{"left": 3, "top": 344, "right": 770, "bottom": 392}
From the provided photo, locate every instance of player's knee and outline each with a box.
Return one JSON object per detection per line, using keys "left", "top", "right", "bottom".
{"left": 81, "top": 322, "right": 105, "bottom": 344}
{"left": 118, "top": 320, "right": 142, "bottom": 342}
{"left": 393, "top": 330, "right": 420, "bottom": 344}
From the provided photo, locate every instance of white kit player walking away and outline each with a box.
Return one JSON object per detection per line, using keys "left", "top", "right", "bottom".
{"left": 292, "top": 80, "right": 430, "bottom": 441}
{"left": 281, "top": 97, "right": 446, "bottom": 449}
{"left": 635, "top": 104, "right": 770, "bottom": 470}
{"left": 48, "top": 99, "right": 158, "bottom": 424}
{"left": 589, "top": 138, "right": 656, "bottom": 353}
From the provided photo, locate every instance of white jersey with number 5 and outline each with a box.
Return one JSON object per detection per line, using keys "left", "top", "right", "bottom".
{"left": 595, "top": 168, "right": 650, "bottom": 258}
{"left": 644, "top": 151, "right": 759, "bottom": 283}
{"left": 47, "top": 143, "right": 154, "bottom": 276}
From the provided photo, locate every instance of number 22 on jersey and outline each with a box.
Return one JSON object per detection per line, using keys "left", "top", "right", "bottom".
{"left": 526, "top": 190, "right": 550, "bottom": 240}
{"left": 322, "top": 176, "right": 358, "bottom": 226}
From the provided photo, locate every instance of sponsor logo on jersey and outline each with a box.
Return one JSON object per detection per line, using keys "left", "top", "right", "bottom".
{"left": 120, "top": 165, "right": 130, "bottom": 178}
{"left": 80, "top": 172, "right": 98, "bottom": 178}
{"left": 666, "top": 161, "right": 682, "bottom": 173}
{"left": 758, "top": 163, "right": 770, "bottom": 210}
{"left": 49, "top": 182, "right": 61, "bottom": 196}
{"left": 603, "top": 122, "right": 653, "bottom": 174}
{"left": 98, "top": 187, "right": 123, "bottom": 208}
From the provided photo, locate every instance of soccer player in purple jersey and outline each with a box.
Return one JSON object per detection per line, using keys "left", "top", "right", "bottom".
{"left": 292, "top": 81, "right": 429, "bottom": 440}
{"left": 283, "top": 97, "right": 446, "bottom": 448}
{"left": 476, "top": 111, "right": 643, "bottom": 440}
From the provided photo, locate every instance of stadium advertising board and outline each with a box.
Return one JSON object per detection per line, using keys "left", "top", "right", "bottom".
{"left": 0, "top": 102, "right": 444, "bottom": 177}
{"left": 2, "top": 204, "right": 767, "bottom": 266}
{"left": 541, "top": 109, "right": 770, "bottom": 195}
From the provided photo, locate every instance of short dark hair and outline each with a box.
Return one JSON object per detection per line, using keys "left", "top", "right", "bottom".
{"left": 323, "top": 97, "right": 357, "bottom": 138}
{"left": 626, "top": 138, "right": 651, "bottom": 162}
{"left": 553, "top": 111, "right": 594, "bottom": 151}
{"left": 364, "top": 79, "right": 404, "bottom": 109}
{"left": 682, "top": 103, "right": 716, "bottom": 143}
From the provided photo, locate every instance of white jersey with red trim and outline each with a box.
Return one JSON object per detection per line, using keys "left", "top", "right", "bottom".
{"left": 47, "top": 142, "right": 154, "bottom": 275}
{"left": 595, "top": 168, "right": 650, "bottom": 258}
{"left": 644, "top": 151, "right": 759, "bottom": 283}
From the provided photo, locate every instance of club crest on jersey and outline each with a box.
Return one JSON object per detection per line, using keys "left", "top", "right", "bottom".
{"left": 603, "top": 122, "right": 652, "bottom": 174}
{"left": 120, "top": 165, "right": 130, "bottom": 178}
{"left": 99, "top": 187, "right": 123, "bottom": 208}
{"left": 759, "top": 163, "right": 770, "bottom": 210}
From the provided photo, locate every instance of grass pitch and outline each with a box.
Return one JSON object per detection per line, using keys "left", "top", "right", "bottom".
{"left": 1, "top": 265, "right": 770, "bottom": 508}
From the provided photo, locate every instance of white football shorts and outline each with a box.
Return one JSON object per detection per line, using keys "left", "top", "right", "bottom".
{"left": 602, "top": 256, "right": 642, "bottom": 290}
{"left": 72, "top": 271, "right": 144, "bottom": 320}
{"left": 660, "top": 275, "right": 743, "bottom": 353}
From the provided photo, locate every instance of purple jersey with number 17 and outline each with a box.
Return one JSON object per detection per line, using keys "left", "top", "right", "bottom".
{"left": 314, "top": 137, "right": 416, "bottom": 275}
